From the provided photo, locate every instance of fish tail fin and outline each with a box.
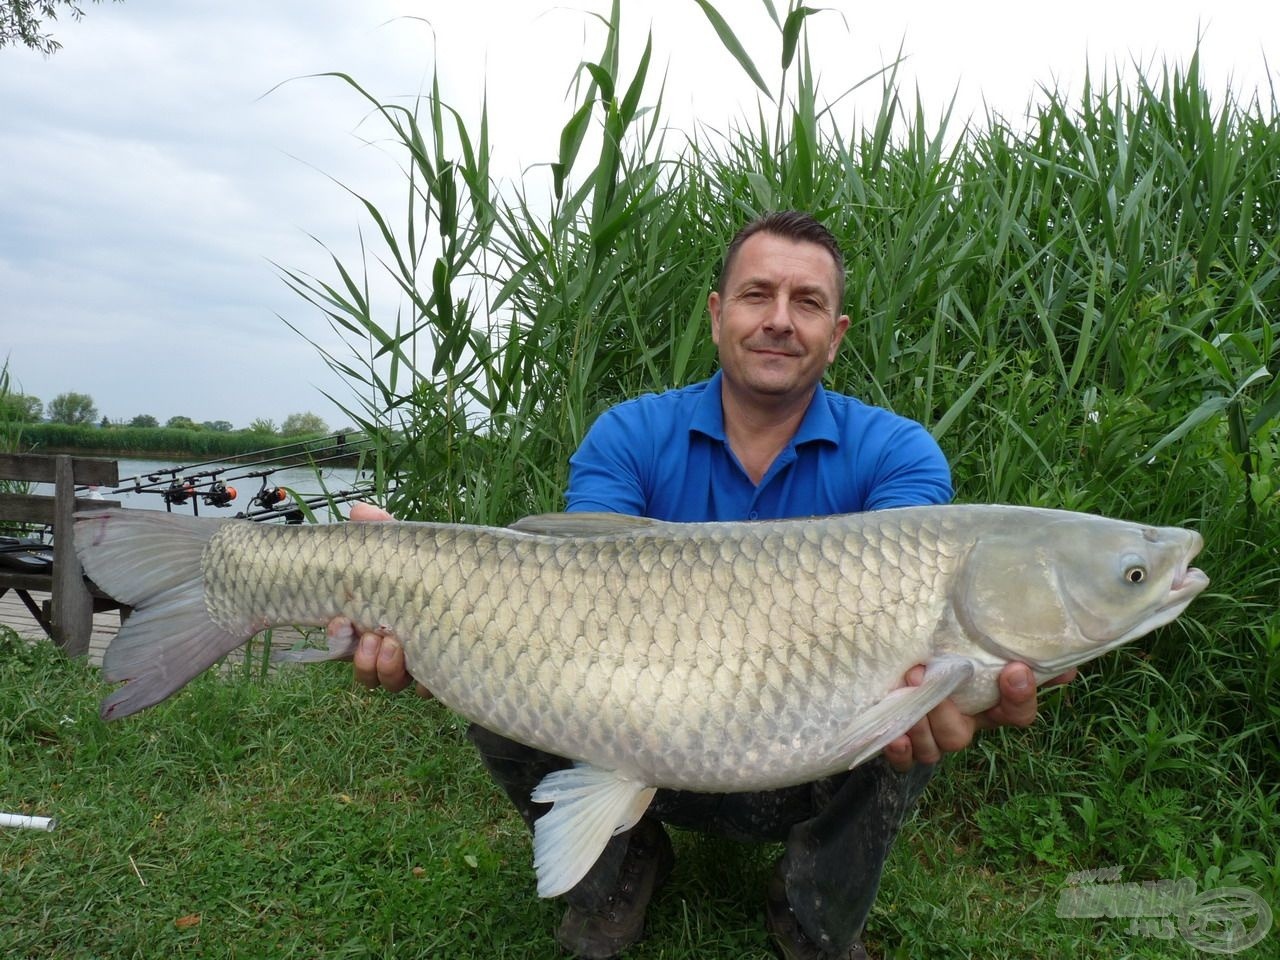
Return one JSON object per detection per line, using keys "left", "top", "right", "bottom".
{"left": 74, "top": 509, "right": 247, "bottom": 721}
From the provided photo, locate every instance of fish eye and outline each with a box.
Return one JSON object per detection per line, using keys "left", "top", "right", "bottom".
{"left": 1119, "top": 552, "right": 1148, "bottom": 585}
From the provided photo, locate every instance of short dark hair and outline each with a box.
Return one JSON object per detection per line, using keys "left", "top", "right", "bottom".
{"left": 716, "top": 211, "right": 846, "bottom": 309}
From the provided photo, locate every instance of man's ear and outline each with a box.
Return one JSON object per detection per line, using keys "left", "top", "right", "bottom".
{"left": 708, "top": 291, "right": 722, "bottom": 345}
{"left": 827, "top": 314, "right": 850, "bottom": 362}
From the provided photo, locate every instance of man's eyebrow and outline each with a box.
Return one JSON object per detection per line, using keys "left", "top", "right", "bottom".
{"left": 731, "top": 277, "right": 833, "bottom": 304}
{"left": 791, "top": 283, "right": 829, "bottom": 299}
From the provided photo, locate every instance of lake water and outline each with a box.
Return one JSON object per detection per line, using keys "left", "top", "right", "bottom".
{"left": 74, "top": 456, "right": 374, "bottom": 522}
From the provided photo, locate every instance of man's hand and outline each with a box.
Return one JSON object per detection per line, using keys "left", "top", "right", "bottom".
{"left": 339, "top": 503, "right": 432, "bottom": 699}
{"left": 882, "top": 664, "right": 1077, "bottom": 773}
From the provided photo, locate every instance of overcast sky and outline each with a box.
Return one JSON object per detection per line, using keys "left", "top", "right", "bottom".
{"left": 1, "top": 1, "right": 1275, "bottom": 430}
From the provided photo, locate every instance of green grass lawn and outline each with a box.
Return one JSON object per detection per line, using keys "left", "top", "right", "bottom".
{"left": 1, "top": 632, "right": 1272, "bottom": 959}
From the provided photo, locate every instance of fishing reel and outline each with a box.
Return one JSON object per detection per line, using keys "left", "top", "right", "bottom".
{"left": 162, "top": 480, "right": 196, "bottom": 506}
{"left": 202, "top": 480, "right": 237, "bottom": 508}
{"left": 253, "top": 485, "right": 288, "bottom": 511}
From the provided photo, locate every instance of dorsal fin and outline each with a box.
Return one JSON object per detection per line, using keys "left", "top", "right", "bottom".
{"left": 508, "top": 512, "right": 660, "bottom": 538}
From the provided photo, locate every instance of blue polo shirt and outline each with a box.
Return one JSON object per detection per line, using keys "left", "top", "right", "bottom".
{"left": 565, "top": 371, "right": 952, "bottom": 521}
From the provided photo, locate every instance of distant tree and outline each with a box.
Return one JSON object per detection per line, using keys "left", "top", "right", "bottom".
{"left": 99, "top": 415, "right": 110, "bottom": 428}
{"left": 47, "top": 391, "right": 97, "bottom": 424}
{"left": 1, "top": 0, "right": 124, "bottom": 56}
{"left": 248, "top": 417, "right": 277, "bottom": 434}
{"left": 129, "top": 414, "right": 158, "bottom": 428}
{"left": 202, "top": 420, "right": 233, "bottom": 432}
{"left": 0, "top": 392, "right": 42, "bottom": 421}
{"left": 165, "top": 415, "right": 197, "bottom": 430}
{"left": 280, "top": 412, "right": 328, "bottom": 436}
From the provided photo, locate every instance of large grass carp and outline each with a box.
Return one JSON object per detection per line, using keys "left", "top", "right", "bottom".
{"left": 74, "top": 505, "right": 1207, "bottom": 897}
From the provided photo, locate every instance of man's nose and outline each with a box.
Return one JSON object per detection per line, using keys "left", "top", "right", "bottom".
{"left": 761, "top": 296, "right": 795, "bottom": 333}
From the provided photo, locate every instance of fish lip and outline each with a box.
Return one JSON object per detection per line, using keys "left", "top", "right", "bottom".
{"left": 1164, "top": 532, "right": 1209, "bottom": 607}
{"left": 1165, "top": 566, "right": 1209, "bottom": 605}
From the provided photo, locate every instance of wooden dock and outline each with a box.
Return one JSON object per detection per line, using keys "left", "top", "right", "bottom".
{"left": 1, "top": 588, "right": 118, "bottom": 665}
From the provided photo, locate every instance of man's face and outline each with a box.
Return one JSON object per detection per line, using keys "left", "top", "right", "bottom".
{"left": 709, "top": 231, "right": 850, "bottom": 404}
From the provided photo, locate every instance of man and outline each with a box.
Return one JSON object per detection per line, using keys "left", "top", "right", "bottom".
{"left": 342, "top": 212, "right": 1070, "bottom": 958}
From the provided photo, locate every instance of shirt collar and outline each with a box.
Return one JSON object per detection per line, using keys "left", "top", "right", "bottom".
{"left": 690, "top": 370, "right": 840, "bottom": 448}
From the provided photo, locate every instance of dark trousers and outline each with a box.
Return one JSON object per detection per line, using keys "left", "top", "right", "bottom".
{"left": 467, "top": 724, "right": 934, "bottom": 952}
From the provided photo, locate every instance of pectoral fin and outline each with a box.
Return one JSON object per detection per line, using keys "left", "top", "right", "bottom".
{"left": 839, "top": 656, "right": 976, "bottom": 770}
{"left": 529, "top": 764, "right": 657, "bottom": 898}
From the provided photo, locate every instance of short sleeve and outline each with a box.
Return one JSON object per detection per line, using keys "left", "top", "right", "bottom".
{"left": 861, "top": 419, "right": 953, "bottom": 510}
{"left": 564, "top": 407, "right": 648, "bottom": 515}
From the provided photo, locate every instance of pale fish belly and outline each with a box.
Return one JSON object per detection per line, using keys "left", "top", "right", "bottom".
{"left": 205, "top": 515, "right": 960, "bottom": 792}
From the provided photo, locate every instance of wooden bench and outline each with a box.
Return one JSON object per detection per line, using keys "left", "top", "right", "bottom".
{"left": 0, "top": 452, "right": 123, "bottom": 656}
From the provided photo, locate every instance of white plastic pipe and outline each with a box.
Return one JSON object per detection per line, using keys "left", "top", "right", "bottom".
{"left": 0, "top": 812, "right": 57, "bottom": 831}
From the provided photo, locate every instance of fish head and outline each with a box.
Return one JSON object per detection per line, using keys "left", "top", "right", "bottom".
{"left": 953, "top": 512, "right": 1209, "bottom": 675}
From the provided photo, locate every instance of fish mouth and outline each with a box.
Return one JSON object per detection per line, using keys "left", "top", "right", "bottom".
{"left": 1162, "top": 565, "right": 1209, "bottom": 610}
{"left": 1159, "top": 532, "right": 1209, "bottom": 615}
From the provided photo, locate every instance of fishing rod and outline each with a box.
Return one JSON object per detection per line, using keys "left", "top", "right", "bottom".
{"left": 104, "top": 449, "right": 376, "bottom": 516}
{"left": 155, "top": 466, "right": 377, "bottom": 518}
{"left": 105, "top": 432, "right": 374, "bottom": 492}
{"left": 107, "top": 449, "right": 373, "bottom": 500}
{"left": 136, "top": 431, "right": 371, "bottom": 477}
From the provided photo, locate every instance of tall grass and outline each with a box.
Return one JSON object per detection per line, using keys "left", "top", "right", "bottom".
{"left": 280, "top": 0, "right": 1279, "bottom": 927}
{"left": 0, "top": 360, "right": 22, "bottom": 454}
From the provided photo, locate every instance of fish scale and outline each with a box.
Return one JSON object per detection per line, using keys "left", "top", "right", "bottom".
{"left": 75, "top": 503, "right": 1207, "bottom": 897}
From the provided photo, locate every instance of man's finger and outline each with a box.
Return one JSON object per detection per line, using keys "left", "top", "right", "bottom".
{"left": 884, "top": 735, "right": 913, "bottom": 773}
{"left": 925, "top": 699, "right": 977, "bottom": 755}
{"left": 977, "top": 662, "right": 1038, "bottom": 730}
{"left": 376, "top": 635, "right": 412, "bottom": 693}
{"left": 349, "top": 502, "right": 394, "bottom": 522}
{"left": 353, "top": 630, "right": 382, "bottom": 688}
{"left": 905, "top": 717, "right": 942, "bottom": 766}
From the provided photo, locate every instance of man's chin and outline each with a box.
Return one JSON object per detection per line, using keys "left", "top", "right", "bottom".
{"left": 735, "top": 372, "right": 806, "bottom": 397}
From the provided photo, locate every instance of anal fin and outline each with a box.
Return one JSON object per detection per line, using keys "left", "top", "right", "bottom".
{"left": 271, "top": 617, "right": 363, "bottom": 663}
{"left": 529, "top": 764, "right": 656, "bottom": 898}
